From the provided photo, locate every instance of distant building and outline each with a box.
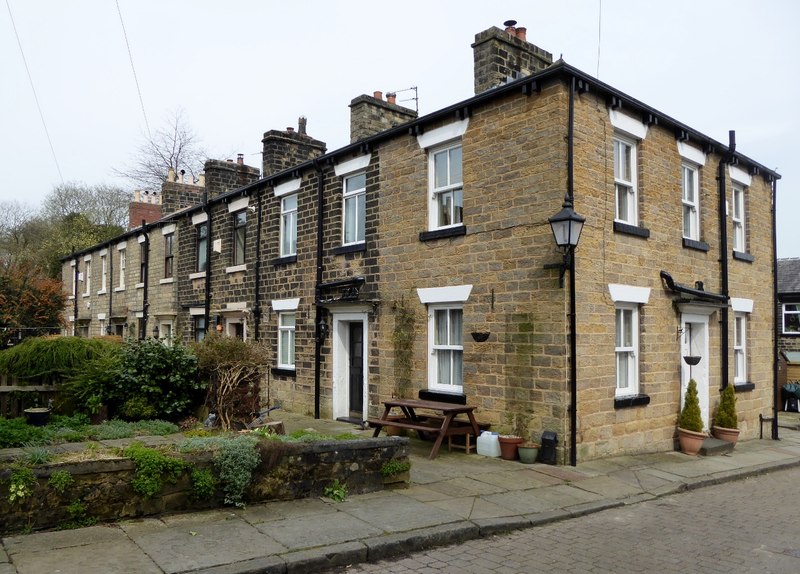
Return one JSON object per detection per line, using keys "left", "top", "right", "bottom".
{"left": 62, "top": 22, "right": 780, "bottom": 463}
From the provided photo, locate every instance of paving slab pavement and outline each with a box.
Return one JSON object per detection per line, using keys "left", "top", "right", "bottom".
{"left": 2, "top": 411, "right": 800, "bottom": 573}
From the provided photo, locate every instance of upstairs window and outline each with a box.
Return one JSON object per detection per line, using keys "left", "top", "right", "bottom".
{"left": 118, "top": 249, "right": 126, "bottom": 289}
{"left": 343, "top": 172, "right": 366, "bottom": 245}
{"left": 732, "top": 183, "right": 746, "bottom": 253}
{"left": 99, "top": 254, "right": 107, "bottom": 293}
{"left": 614, "top": 136, "right": 637, "bottom": 225}
{"left": 280, "top": 195, "right": 298, "bottom": 257}
{"left": 164, "top": 233, "right": 174, "bottom": 279}
{"left": 783, "top": 304, "right": 800, "bottom": 334}
{"left": 139, "top": 243, "right": 147, "bottom": 283}
{"left": 430, "top": 143, "right": 463, "bottom": 229}
{"left": 83, "top": 260, "right": 91, "bottom": 296}
{"left": 682, "top": 163, "right": 700, "bottom": 240}
{"left": 196, "top": 223, "right": 208, "bottom": 272}
{"left": 232, "top": 211, "right": 246, "bottom": 265}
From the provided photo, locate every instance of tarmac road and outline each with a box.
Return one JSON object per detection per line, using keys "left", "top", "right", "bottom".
{"left": 336, "top": 465, "right": 800, "bottom": 574}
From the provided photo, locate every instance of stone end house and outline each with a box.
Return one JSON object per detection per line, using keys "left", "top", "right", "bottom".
{"left": 62, "top": 23, "right": 780, "bottom": 464}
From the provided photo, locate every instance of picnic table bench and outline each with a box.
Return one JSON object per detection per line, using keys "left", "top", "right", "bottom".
{"left": 368, "top": 398, "right": 481, "bottom": 459}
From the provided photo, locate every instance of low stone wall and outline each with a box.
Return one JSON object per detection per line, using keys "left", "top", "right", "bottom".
{"left": 0, "top": 436, "right": 410, "bottom": 534}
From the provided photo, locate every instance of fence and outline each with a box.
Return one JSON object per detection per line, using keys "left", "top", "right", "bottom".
{"left": 0, "top": 375, "right": 57, "bottom": 418}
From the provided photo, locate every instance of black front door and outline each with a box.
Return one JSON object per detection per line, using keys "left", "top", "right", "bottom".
{"left": 348, "top": 322, "right": 364, "bottom": 417}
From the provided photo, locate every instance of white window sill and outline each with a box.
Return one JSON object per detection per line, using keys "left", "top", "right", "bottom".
{"left": 189, "top": 271, "right": 206, "bottom": 280}
{"left": 225, "top": 264, "right": 247, "bottom": 274}
{"left": 159, "top": 278, "right": 175, "bottom": 285}
{"left": 97, "top": 289, "right": 107, "bottom": 296}
{"left": 135, "top": 282, "right": 144, "bottom": 290}
{"left": 114, "top": 286, "right": 125, "bottom": 292}
{"left": 82, "top": 293, "right": 91, "bottom": 298}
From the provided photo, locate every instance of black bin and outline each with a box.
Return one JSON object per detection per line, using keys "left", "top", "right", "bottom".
{"left": 538, "top": 431, "right": 558, "bottom": 464}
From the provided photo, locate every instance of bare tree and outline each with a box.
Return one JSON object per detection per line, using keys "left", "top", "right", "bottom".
{"left": 42, "top": 182, "right": 130, "bottom": 229}
{"left": 0, "top": 201, "right": 36, "bottom": 265}
{"left": 115, "top": 108, "right": 208, "bottom": 193}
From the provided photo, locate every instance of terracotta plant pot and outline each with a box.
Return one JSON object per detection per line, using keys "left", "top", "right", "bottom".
{"left": 711, "top": 426, "right": 740, "bottom": 445}
{"left": 498, "top": 435, "right": 523, "bottom": 460}
{"left": 677, "top": 427, "right": 706, "bottom": 456}
{"left": 517, "top": 442, "right": 540, "bottom": 464}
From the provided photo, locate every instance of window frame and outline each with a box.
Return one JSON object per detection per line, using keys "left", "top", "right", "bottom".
{"left": 428, "top": 142, "right": 464, "bottom": 231}
{"left": 232, "top": 210, "right": 247, "bottom": 266}
{"left": 164, "top": 233, "right": 174, "bottom": 279}
{"left": 732, "top": 183, "right": 746, "bottom": 252}
{"left": 277, "top": 312, "right": 296, "bottom": 369}
{"left": 194, "top": 315, "right": 207, "bottom": 343}
{"left": 615, "top": 303, "right": 639, "bottom": 398}
{"left": 613, "top": 135, "right": 638, "bottom": 225}
{"left": 196, "top": 223, "right": 208, "bottom": 272}
{"left": 139, "top": 242, "right": 147, "bottom": 284}
{"left": 734, "top": 312, "right": 747, "bottom": 384}
{"left": 83, "top": 260, "right": 91, "bottom": 296}
{"left": 681, "top": 162, "right": 700, "bottom": 241}
{"left": 99, "top": 254, "right": 107, "bottom": 293}
{"left": 117, "top": 249, "right": 126, "bottom": 290}
{"left": 427, "top": 304, "right": 464, "bottom": 393}
{"left": 783, "top": 303, "right": 800, "bottom": 334}
{"left": 280, "top": 194, "right": 298, "bottom": 258}
{"left": 342, "top": 171, "right": 366, "bottom": 246}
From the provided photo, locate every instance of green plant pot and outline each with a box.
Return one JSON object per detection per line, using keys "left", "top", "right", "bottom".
{"left": 518, "top": 444, "right": 539, "bottom": 464}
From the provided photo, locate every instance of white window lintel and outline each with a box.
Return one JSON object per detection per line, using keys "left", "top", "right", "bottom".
{"left": 227, "top": 196, "right": 250, "bottom": 213}
{"left": 416, "top": 119, "right": 469, "bottom": 150}
{"left": 609, "top": 109, "right": 648, "bottom": 140}
{"left": 274, "top": 178, "right": 302, "bottom": 197}
{"left": 192, "top": 212, "right": 208, "bottom": 226}
{"left": 608, "top": 284, "right": 651, "bottom": 304}
{"left": 272, "top": 298, "right": 300, "bottom": 311}
{"left": 417, "top": 284, "right": 473, "bottom": 304}
{"left": 189, "top": 307, "right": 206, "bottom": 316}
{"left": 334, "top": 154, "right": 371, "bottom": 177}
{"left": 677, "top": 141, "right": 707, "bottom": 166}
{"left": 161, "top": 223, "right": 177, "bottom": 235}
{"left": 731, "top": 297, "right": 754, "bottom": 313}
{"left": 729, "top": 165, "right": 752, "bottom": 187}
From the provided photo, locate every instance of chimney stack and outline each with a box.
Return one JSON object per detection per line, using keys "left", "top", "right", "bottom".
{"left": 261, "top": 116, "right": 326, "bottom": 178}
{"left": 472, "top": 21, "right": 553, "bottom": 94}
{"left": 349, "top": 90, "right": 417, "bottom": 143}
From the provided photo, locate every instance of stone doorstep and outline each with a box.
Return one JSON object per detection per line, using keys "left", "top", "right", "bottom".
{"left": 699, "top": 437, "right": 735, "bottom": 456}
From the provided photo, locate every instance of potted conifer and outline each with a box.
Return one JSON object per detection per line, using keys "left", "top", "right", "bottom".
{"left": 677, "top": 379, "right": 706, "bottom": 455}
{"left": 711, "top": 384, "right": 740, "bottom": 445}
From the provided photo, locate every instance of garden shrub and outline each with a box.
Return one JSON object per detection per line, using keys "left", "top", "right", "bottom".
{"left": 214, "top": 435, "right": 261, "bottom": 507}
{"left": 0, "top": 336, "right": 120, "bottom": 383}
{"left": 125, "top": 442, "right": 186, "bottom": 499}
{"left": 192, "top": 335, "right": 265, "bottom": 431}
{"left": 714, "top": 384, "right": 738, "bottom": 429}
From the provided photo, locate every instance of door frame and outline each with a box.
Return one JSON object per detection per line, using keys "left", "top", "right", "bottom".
{"left": 331, "top": 309, "right": 369, "bottom": 421}
{"left": 680, "top": 311, "right": 712, "bottom": 431}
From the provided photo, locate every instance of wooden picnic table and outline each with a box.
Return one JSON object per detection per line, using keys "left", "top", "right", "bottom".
{"left": 368, "top": 398, "right": 480, "bottom": 459}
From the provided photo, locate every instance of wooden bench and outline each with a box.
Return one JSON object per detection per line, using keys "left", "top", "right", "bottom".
{"left": 368, "top": 398, "right": 481, "bottom": 459}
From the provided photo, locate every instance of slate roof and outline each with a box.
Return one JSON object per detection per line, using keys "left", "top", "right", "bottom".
{"left": 778, "top": 258, "right": 800, "bottom": 294}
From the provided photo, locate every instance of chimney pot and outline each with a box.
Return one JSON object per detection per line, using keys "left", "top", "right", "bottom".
{"left": 516, "top": 27, "right": 527, "bottom": 42}
{"left": 237, "top": 153, "right": 244, "bottom": 165}
{"left": 286, "top": 127, "right": 295, "bottom": 133}
{"left": 298, "top": 116, "right": 307, "bottom": 135}
{"left": 503, "top": 19, "right": 517, "bottom": 35}
{"left": 226, "top": 158, "right": 233, "bottom": 162}
{"left": 373, "top": 90, "right": 383, "bottom": 100}
{"left": 386, "top": 92, "right": 397, "bottom": 104}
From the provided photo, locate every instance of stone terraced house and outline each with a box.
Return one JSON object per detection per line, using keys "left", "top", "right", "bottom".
{"left": 62, "top": 23, "right": 781, "bottom": 464}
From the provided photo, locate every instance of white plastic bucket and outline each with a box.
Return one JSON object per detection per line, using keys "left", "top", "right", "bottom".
{"left": 476, "top": 431, "right": 501, "bottom": 457}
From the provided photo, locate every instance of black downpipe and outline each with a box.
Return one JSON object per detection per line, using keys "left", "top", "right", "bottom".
{"left": 568, "top": 77, "right": 578, "bottom": 467}
{"left": 141, "top": 220, "right": 150, "bottom": 340}
{"left": 203, "top": 194, "right": 213, "bottom": 339}
{"left": 252, "top": 188, "right": 264, "bottom": 341}
{"left": 718, "top": 132, "right": 733, "bottom": 389}
{"left": 771, "top": 177, "right": 780, "bottom": 440}
{"left": 72, "top": 252, "right": 78, "bottom": 335}
{"left": 313, "top": 162, "right": 325, "bottom": 419}
{"left": 107, "top": 240, "right": 113, "bottom": 333}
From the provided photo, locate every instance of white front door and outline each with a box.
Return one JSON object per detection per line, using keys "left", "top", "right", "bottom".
{"left": 680, "top": 314, "right": 710, "bottom": 431}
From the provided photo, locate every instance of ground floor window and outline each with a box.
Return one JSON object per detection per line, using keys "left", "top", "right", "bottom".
{"left": 278, "top": 312, "right": 296, "bottom": 369}
{"left": 428, "top": 305, "right": 463, "bottom": 392}
{"left": 194, "top": 316, "right": 206, "bottom": 342}
{"left": 615, "top": 304, "right": 639, "bottom": 397}
{"left": 734, "top": 313, "right": 747, "bottom": 384}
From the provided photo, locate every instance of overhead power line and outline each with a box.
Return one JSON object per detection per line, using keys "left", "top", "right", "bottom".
{"left": 116, "top": 0, "right": 151, "bottom": 139}
{"left": 5, "top": 0, "right": 64, "bottom": 183}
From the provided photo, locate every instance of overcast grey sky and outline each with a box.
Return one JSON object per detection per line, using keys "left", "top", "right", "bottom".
{"left": 2, "top": 0, "right": 798, "bottom": 255}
